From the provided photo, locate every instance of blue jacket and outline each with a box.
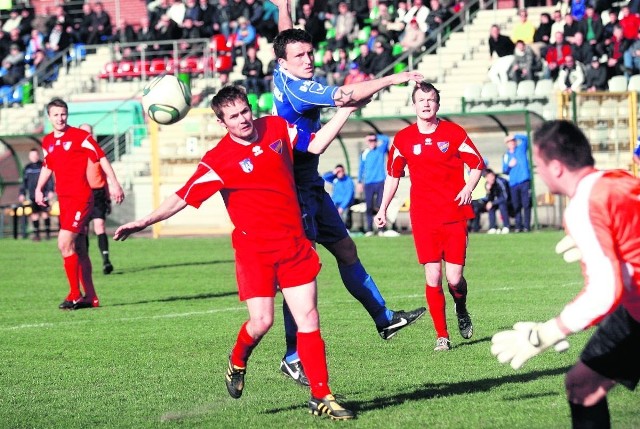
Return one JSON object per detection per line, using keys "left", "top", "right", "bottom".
{"left": 322, "top": 171, "right": 355, "bottom": 210}
{"left": 502, "top": 133, "right": 531, "bottom": 187}
{"left": 358, "top": 134, "right": 389, "bottom": 185}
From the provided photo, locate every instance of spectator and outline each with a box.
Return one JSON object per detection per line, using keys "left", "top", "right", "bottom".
{"left": 134, "top": 16, "right": 156, "bottom": 58}
{"left": 619, "top": 6, "right": 640, "bottom": 42}
{"left": 229, "top": 0, "right": 250, "bottom": 24}
{"left": 323, "top": 164, "right": 355, "bottom": 226}
{"left": 73, "top": 2, "right": 94, "bottom": 44}
{"left": 373, "top": 2, "right": 401, "bottom": 43}
{"left": 571, "top": 31, "right": 593, "bottom": 65}
{"left": 488, "top": 24, "right": 516, "bottom": 84}
{"left": 0, "top": 30, "right": 9, "bottom": 61}
{"left": 167, "top": 0, "right": 186, "bottom": 27}
{"left": 184, "top": 0, "right": 201, "bottom": 23}
{"left": 7, "top": 28, "right": 24, "bottom": 52}
{"left": 26, "top": 49, "right": 58, "bottom": 87}
{"left": 425, "top": 0, "right": 451, "bottom": 43}
{"left": 623, "top": 30, "right": 640, "bottom": 78}
{"left": 25, "top": 29, "right": 45, "bottom": 61}
{"left": 571, "top": 0, "right": 587, "bottom": 21}
{"left": 602, "top": 25, "right": 627, "bottom": 78}
{"left": 563, "top": 13, "right": 580, "bottom": 44}
{"left": 532, "top": 12, "right": 552, "bottom": 57}
{"left": 478, "top": 169, "right": 512, "bottom": 235}
{"left": 368, "top": 40, "right": 394, "bottom": 77}
{"left": 399, "top": 18, "right": 426, "bottom": 52}
{"left": 511, "top": 9, "right": 536, "bottom": 44}
{"left": 298, "top": 3, "right": 326, "bottom": 48}
{"left": 44, "top": 22, "right": 70, "bottom": 65}
{"left": 330, "top": 1, "right": 358, "bottom": 51}
{"left": 179, "top": 17, "right": 201, "bottom": 39}
{"left": 241, "top": 45, "right": 264, "bottom": 95}
{"left": 357, "top": 133, "right": 389, "bottom": 235}
{"left": 2, "top": 9, "right": 22, "bottom": 34}
{"left": 578, "top": 6, "right": 603, "bottom": 48}
{"left": 110, "top": 18, "right": 137, "bottom": 44}
{"left": 633, "top": 136, "right": 640, "bottom": 165}
{"left": 549, "top": 10, "right": 565, "bottom": 45}
{"left": 148, "top": 0, "right": 170, "bottom": 29}
{"left": 601, "top": 9, "right": 619, "bottom": 43}
{"left": 2, "top": 43, "right": 24, "bottom": 68}
{"left": 212, "top": 0, "right": 233, "bottom": 39}
{"left": 195, "top": 0, "right": 216, "bottom": 38}
{"left": 508, "top": 40, "right": 537, "bottom": 83}
{"left": 154, "top": 14, "right": 180, "bottom": 43}
{"left": 583, "top": 55, "right": 607, "bottom": 91}
{"left": 231, "top": 16, "right": 256, "bottom": 61}
{"left": 354, "top": 43, "right": 375, "bottom": 75}
{"left": 18, "top": 7, "right": 34, "bottom": 39}
{"left": 87, "top": 2, "right": 112, "bottom": 45}
{"left": 343, "top": 61, "right": 369, "bottom": 84}
{"left": 502, "top": 134, "right": 531, "bottom": 233}
{"left": 329, "top": 48, "right": 350, "bottom": 86}
{"left": 555, "top": 55, "right": 585, "bottom": 92}
{"left": 403, "top": 0, "right": 430, "bottom": 33}
{"left": 545, "top": 31, "right": 572, "bottom": 80}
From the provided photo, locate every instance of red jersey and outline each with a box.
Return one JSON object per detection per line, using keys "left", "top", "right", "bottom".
{"left": 560, "top": 170, "right": 640, "bottom": 332}
{"left": 175, "top": 116, "right": 305, "bottom": 251}
{"left": 42, "top": 126, "right": 105, "bottom": 200}
{"left": 388, "top": 120, "right": 484, "bottom": 224}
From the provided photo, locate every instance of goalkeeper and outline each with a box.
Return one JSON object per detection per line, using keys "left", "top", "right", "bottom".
{"left": 491, "top": 120, "right": 640, "bottom": 429}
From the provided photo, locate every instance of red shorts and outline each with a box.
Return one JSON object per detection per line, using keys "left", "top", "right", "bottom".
{"left": 234, "top": 237, "right": 321, "bottom": 301}
{"left": 58, "top": 196, "right": 93, "bottom": 234}
{"left": 412, "top": 220, "right": 468, "bottom": 265}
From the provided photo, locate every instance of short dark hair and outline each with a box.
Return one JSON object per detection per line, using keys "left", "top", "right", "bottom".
{"left": 411, "top": 81, "right": 440, "bottom": 103}
{"left": 210, "top": 85, "right": 249, "bottom": 119}
{"left": 533, "top": 120, "right": 595, "bottom": 170}
{"left": 273, "top": 29, "right": 313, "bottom": 60}
{"left": 46, "top": 97, "right": 67, "bottom": 114}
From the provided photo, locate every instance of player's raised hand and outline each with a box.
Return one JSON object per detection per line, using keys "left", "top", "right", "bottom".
{"left": 391, "top": 71, "right": 424, "bottom": 86}
{"left": 556, "top": 234, "right": 582, "bottom": 263}
{"left": 491, "top": 320, "right": 568, "bottom": 370}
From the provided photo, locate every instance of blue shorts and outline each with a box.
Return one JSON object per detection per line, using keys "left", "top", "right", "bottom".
{"left": 297, "top": 184, "right": 349, "bottom": 245}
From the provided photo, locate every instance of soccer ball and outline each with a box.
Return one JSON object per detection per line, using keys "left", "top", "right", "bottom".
{"left": 142, "top": 75, "right": 192, "bottom": 125}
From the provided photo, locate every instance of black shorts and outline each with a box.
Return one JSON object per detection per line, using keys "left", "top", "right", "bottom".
{"left": 28, "top": 202, "right": 50, "bottom": 214}
{"left": 89, "top": 188, "right": 110, "bottom": 220}
{"left": 580, "top": 305, "right": 640, "bottom": 390}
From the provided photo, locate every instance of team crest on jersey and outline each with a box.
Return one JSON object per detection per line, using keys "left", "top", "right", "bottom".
{"left": 63, "top": 141, "right": 72, "bottom": 151}
{"left": 425, "top": 138, "right": 432, "bottom": 145}
{"left": 437, "top": 141, "right": 449, "bottom": 153}
{"left": 413, "top": 144, "right": 422, "bottom": 155}
{"left": 270, "top": 139, "right": 283, "bottom": 154}
{"left": 239, "top": 158, "right": 254, "bottom": 173}
{"left": 252, "top": 146, "right": 263, "bottom": 156}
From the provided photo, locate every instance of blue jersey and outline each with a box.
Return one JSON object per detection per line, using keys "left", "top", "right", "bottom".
{"left": 358, "top": 134, "right": 389, "bottom": 185}
{"left": 634, "top": 138, "right": 640, "bottom": 158}
{"left": 502, "top": 133, "right": 531, "bottom": 186}
{"left": 273, "top": 64, "right": 338, "bottom": 186}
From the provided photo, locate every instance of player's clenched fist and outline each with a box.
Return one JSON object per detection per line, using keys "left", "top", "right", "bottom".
{"left": 491, "top": 320, "right": 569, "bottom": 370}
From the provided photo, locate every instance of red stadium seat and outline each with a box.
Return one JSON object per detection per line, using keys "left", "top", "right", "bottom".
{"left": 216, "top": 55, "right": 233, "bottom": 72}
{"left": 149, "top": 58, "right": 167, "bottom": 76}
{"left": 135, "top": 59, "right": 152, "bottom": 78}
{"left": 117, "top": 59, "right": 138, "bottom": 79}
{"left": 210, "top": 34, "right": 232, "bottom": 54}
{"left": 179, "top": 57, "right": 200, "bottom": 74}
{"left": 99, "top": 61, "right": 119, "bottom": 79}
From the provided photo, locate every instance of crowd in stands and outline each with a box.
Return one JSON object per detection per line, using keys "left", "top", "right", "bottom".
{"left": 488, "top": 3, "right": 640, "bottom": 93}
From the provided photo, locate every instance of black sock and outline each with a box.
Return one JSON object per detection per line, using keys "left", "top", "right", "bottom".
{"left": 98, "top": 233, "right": 110, "bottom": 263}
{"left": 32, "top": 220, "right": 40, "bottom": 237}
{"left": 569, "top": 398, "right": 611, "bottom": 429}
{"left": 448, "top": 277, "right": 468, "bottom": 314}
{"left": 44, "top": 218, "right": 51, "bottom": 237}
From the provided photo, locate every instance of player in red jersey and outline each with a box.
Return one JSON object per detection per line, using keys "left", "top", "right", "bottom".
{"left": 374, "top": 82, "right": 485, "bottom": 351}
{"left": 34, "top": 98, "right": 124, "bottom": 310}
{"left": 114, "top": 86, "right": 366, "bottom": 420}
{"left": 491, "top": 120, "right": 640, "bottom": 429}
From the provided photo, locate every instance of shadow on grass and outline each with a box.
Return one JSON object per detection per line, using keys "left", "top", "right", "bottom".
{"left": 108, "top": 290, "right": 239, "bottom": 307}
{"left": 111, "top": 259, "right": 235, "bottom": 275}
{"left": 262, "top": 365, "right": 571, "bottom": 415}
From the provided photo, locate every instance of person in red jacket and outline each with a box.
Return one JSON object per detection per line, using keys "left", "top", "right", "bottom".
{"left": 545, "top": 31, "right": 573, "bottom": 79}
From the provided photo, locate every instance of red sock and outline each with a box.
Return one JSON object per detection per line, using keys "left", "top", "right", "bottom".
{"left": 425, "top": 285, "right": 448, "bottom": 338}
{"left": 297, "top": 330, "right": 331, "bottom": 398}
{"left": 79, "top": 254, "right": 97, "bottom": 300}
{"left": 63, "top": 253, "right": 82, "bottom": 301}
{"left": 230, "top": 321, "right": 262, "bottom": 368}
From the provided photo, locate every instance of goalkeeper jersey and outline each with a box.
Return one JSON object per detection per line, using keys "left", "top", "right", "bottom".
{"left": 560, "top": 169, "right": 640, "bottom": 332}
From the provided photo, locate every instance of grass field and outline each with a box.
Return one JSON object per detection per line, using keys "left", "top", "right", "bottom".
{"left": 1, "top": 231, "right": 638, "bottom": 428}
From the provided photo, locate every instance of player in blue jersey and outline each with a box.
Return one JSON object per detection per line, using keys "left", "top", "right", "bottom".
{"left": 271, "top": 0, "right": 427, "bottom": 386}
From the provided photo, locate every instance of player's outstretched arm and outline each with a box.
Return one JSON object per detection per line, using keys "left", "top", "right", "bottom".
{"left": 34, "top": 166, "right": 54, "bottom": 206}
{"left": 491, "top": 318, "right": 570, "bottom": 370}
{"left": 99, "top": 157, "right": 125, "bottom": 204}
{"left": 333, "top": 71, "right": 424, "bottom": 107}
{"left": 272, "top": 0, "right": 293, "bottom": 31}
{"left": 307, "top": 100, "right": 370, "bottom": 154}
{"left": 114, "top": 194, "right": 187, "bottom": 241}
{"left": 374, "top": 175, "right": 400, "bottom": 229}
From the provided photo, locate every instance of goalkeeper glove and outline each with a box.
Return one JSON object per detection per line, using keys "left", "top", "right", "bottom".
{"left": 556, "top": 234, "right": 582, "bottom": 263}
{"left": 491, "top": 319, "right": 569, "bottom": 370}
